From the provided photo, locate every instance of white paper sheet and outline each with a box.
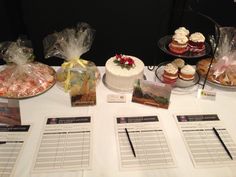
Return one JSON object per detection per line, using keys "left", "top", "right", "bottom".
{"left": 32, "top": 116, "right": 92, "bottom": 173}
{"left": 175, "top": 114, "right": 236, "bottom": 168}
{"left": 0, "top": 125, "right": 30, "bottom": 177}
{"left": 115, "top": 115, "right": 176, "bottom": 170}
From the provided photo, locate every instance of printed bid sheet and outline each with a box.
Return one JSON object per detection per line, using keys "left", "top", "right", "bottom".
{"left": 175, "top": 114, "right": 236, "bottom": 168}
{"left": 32, "top": 116, "right": 92, "bottom": 173}
{"left": 115, "top": 115, "right": 175, "bottom": 170}
{"left": 0, "top": 125, "right": 30, "bottom": 177}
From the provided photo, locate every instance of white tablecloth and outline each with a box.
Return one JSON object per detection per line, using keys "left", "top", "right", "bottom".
{"left": 2, "top": 66, "right": 236, "bottom": 177}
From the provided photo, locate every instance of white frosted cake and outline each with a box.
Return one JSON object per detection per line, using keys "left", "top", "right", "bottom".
{"left": 105, "top": 55, "right": 144, "bottom": 91}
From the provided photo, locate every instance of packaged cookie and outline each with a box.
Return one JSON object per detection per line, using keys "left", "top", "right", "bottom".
{"left": 43, "top": 22, "right": 100, "bottom": 95}
{"left": 0, "top": 39, "right": 55, "bottom": 98}
{"left": 210, "top": 27, "right": 236, "bottom": 86}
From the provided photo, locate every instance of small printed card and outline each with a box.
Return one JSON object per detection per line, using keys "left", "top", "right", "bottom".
{"left": 107, "top": 94, "right": 126, "bottom": 103}
{"left": 0, "top": 102, "right": 21, "bottom": 125}
{"left": 197, "top": 89, "right": 216, "bottom": 101}
{"left": 132, "top": 79, "right": 172, "bottom": 109}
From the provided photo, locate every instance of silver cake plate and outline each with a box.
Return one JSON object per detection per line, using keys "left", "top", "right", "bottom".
{"left": 102, "top": 74, "right": 146, "bottom": 93}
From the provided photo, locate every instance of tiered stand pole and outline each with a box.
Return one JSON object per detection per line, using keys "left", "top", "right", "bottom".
{"left": 197, "top": 12, "right": 220, "bottom": 89}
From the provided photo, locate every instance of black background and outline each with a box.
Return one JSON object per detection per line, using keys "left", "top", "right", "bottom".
{"left": 0, "top": 0, "right": 235, "bottom": 66}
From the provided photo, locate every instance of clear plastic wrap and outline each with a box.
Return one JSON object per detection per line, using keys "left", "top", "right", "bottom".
{"left": 210, "top": 27, "right": 236, "bottom": 86}
{"left": 43, "top": 22, "right": 100, "bottom": 94}
{"left": 0, "top": 39, "right": 56, "bottom": 98}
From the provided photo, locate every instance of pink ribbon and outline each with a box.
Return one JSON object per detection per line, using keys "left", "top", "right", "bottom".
{"left": 212, "top": 54, "right": 236, "bottom": 77}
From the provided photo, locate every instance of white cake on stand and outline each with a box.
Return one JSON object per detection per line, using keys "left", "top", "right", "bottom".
{"left": 105, "top": 55, "right": 144, "bottom": 92}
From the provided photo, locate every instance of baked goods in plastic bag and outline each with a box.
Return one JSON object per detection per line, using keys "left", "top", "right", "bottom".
{"left": 197, "top": 27, "right": 236, "bottom": 86}
{"left": 0, "top": 39, "right": 56, "bottom": 98}
{"left": 43, "top": 22, "right": 100, "bottom": 93}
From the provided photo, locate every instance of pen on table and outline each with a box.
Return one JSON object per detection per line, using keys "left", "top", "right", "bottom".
{"left": 125, "top": 128, "right": 136, "bottom": 157}
{"left": 0, "top": 141, "right": 6, "bottom": 145}
{"left": 212, "top": 127, "right": 233, "bottom": 160}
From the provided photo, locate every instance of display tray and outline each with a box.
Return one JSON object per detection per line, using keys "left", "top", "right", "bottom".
{"left": 155, "top": 62, "right": 200, "bottom": 88}
{"left": 158, "top": 35, "right": 211, "bottom": 58}
{"left": 0, "top": 65, "right": 56, "bottom": 99}
{"left": 206, "top": 79, "right": 236, "bottom": 89}
{"left": 199, "top": 74, "right": 236, "bottom": 89}
{"left": 102, "top": 74, "right": 146, "bottom": 93}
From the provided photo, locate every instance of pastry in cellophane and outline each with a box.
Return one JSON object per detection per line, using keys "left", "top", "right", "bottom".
{"left": 43, "top": 22, "right": 100, "bottom": 105}
{"left": 197, "top": 58, "right": 236, "bottom": 86}
{"left": 197, "top": 27, "right": 236, "bottom": 87}
{"left": 0, "top": 39, "right": 56, "bottom": 98}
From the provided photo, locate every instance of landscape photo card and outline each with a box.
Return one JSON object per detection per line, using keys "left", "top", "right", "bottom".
{"left": 70, "top": 72, "right": 96, "bottom": 106}
{"left": 132, "top": 79, "right": 172, "bottom": 109}
{"left": 0, "top": 102, "right": 21, "bottom": 125}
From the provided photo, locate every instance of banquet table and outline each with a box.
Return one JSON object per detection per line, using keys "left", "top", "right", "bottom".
{"left": 1, "top": 66, "right": 236, "bottom": 177}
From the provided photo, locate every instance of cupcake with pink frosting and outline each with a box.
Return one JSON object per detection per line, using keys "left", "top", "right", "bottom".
{"left": 188, "top": 32, "right": 205, "bottom": 53}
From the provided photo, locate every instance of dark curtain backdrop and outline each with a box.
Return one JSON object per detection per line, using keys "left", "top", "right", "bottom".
{"left": 0, "top": 0, "right": 235, "bottom": 66}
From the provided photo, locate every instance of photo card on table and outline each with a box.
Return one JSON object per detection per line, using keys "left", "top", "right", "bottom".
{"left": 132, "top": 79, "right": 172, "bottom": 109}
{"left": 0, "top": 102, "right": 21, "bottom": 125}
{"left": 70, "top": 72, "right": 96, "bottom": 106}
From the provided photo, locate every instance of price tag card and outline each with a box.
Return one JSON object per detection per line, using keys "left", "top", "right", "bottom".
{"left": 197, "top": 89, "right": 216, "bottom": 101}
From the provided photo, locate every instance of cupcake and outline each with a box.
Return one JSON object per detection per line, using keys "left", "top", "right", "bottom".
{"left": 179, "top": 65, "right": 196, "bottom": 81}
{"left": 174, "top": 27, "right": 190, "bottom": 37}
{"left": 169, "top": 34, "right": 189, "bottom": 54}
{"left": 188, "top": 32, "right": 205, "bottom": 53}
{"left": 172, "top": 58, "right": 185, "bottom": 69}
{"left": 162, "top": 63, "right": 178, "bottom": 84}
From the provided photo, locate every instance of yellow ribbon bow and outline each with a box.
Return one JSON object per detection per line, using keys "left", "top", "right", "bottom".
{"left": 61, "top": 58, "right": 88, "bottom": 91}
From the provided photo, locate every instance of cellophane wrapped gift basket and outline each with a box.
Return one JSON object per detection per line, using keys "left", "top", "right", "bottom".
{"left": 197, "top": 27, "right": 236, "bottom": 86}
{"left": 0, "top": 39, "right": 56, "bottom": 98}
{"left": 43, "top": 22, "right": 99, "bottom": 105}
{"left": 211, "top": 27, "right": 236, "bottom": 86}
